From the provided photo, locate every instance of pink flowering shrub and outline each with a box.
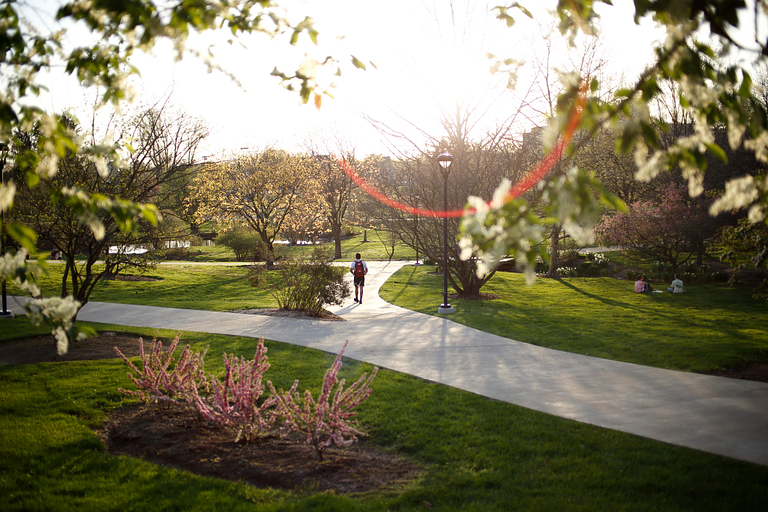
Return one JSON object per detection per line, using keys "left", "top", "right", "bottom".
{"left": 115, "top": 333, "right": 209, "bottom": 406}
{"left": 269, "top": 341, "right": 379, "bottom": 461}
{"left": 192, "top": 337, "right": 276, "bottom": 443}
{"left": 117, "top": 336, "right": 379, "bottom": 456}
{"left": 595, "top": 183, "right": 715, "bottom": 271}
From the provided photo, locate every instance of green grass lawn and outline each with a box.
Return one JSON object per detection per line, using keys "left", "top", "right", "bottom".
{"left": 337, "top": 230, "right": 418, "bottom": 261}
{"left": 182, "top": 229, "right": 418, "bottom": 263}
{"left": 12, "top": 260, "right": 768, "bottom": 374}
{"left": 8, "top": 264, "right": 276, "bottom": 311}
{"left": 1, "top": 317, "right": 767, "bottom": 511}
{"left": 380, "top": 265, "right": 768, "bottom": 374}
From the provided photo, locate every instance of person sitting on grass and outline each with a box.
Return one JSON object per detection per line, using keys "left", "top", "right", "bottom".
{"left": 668, "top": 274, "right": 685, "bottom": 293}
{"left": 635, "top": 275, "right": 652, "bottom": 293}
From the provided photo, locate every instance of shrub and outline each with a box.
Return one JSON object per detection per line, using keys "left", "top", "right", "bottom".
{"left": 216, "top": 227, "right": 264, "bottom": 262}
{"left": 592, "top": 252, "right": 610, "bottom": 268}
{"left": 115, "top": 333, "right": 209, "bottom": 407}
{"left": 560, "top": 249, "right": 580, "bottom": 266}
{"left": 192, "top": 338, "right": 276, "bottom": 443}
{"left": 247, "top": 247, "right": 350, "bottom": 315}
{"left": 118, "top": 337, "right": 380, "bottom": 458}
{"left": 578, "top": 261, "right": 601, "bottom": 277}
{"left": 680, "top": 263, "right": 699, "bottom": 274}
{"left": 269, "top": 341, "right": 379, "bottom": 461}
{"left": 154, "top": 246, "right": 190, "bottom": 260}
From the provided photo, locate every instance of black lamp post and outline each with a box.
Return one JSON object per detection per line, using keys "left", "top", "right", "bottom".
{"left": 437, "top": 152, "right": 455, "bottom": 314}
{"left": 1, "top": 142, "right": 13, "bottom": 319}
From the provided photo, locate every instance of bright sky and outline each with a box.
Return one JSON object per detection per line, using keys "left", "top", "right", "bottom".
{"left": 34, "top": 0, "right": 668, "bottom": 159}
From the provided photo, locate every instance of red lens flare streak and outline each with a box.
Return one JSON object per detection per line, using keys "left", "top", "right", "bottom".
{"left": 338, "top": 85, "right": 586, "bottom": 219}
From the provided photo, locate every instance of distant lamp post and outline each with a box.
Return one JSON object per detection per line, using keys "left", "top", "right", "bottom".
{"left": 437, "top": 152, "right": 455, "bottom": 314}
{"left": 1, "top": 142, "right": 14, "bottom": 319}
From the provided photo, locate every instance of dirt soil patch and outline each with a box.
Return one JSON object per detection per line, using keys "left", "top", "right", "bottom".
{"left": 104, "top": 274, "right": 163, "bottom": 282}
{"left": 0, "top": 331, "right": 144, "bottom": 365}
{"left": 98, "top": 403, "right": 420, "bottom": 495}
{"left": 233, "top": 308, "right": 344, "bottom": 321}
{"left": 703, "top": 363, "right": 768, "bottom": 383}
{"left": 0, "top": 332, "right": 420, "bottom": 495}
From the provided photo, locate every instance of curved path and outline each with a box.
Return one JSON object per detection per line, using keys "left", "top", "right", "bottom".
{"left": 10, "top": 260, "right": 768, "bottom": 466}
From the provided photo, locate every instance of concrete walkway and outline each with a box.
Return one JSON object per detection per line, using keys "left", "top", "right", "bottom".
{"left": 9, "top": 260, "right": 768, "bottom": 467}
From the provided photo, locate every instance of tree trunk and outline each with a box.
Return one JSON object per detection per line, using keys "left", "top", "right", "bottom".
{"left": 547, "top": 224, "right": 561, "bottom": 277}
{"left": 696, "top": 239, "right": 705, "bottom": 266}
{"left": 332, "top": 223, "right": 342, "bottom": 259}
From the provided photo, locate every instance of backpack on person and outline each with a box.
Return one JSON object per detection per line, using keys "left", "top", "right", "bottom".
{"left": 354, "top": 260, "right": 365, "bottom": 277}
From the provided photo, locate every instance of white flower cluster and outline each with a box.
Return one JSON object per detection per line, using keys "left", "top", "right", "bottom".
{"left": 710, "top": 175, "right": 768, "bottom": 223}
{"left": 546, "top": 168, "right": 599, "bottom": 246}
{"left": 60, "top": 186, "right": 108, "bottom": 240}
{"left": 0, "top": 249, "right": 41, "bottom": 297}
{"left": 25, "top": 296, "right": 83, "bottom": 356}
{"left": 459, "top": 179, "right": 545, "bottom": 284}
{"left": 0, "top": 180, "right": 15, "bottom": 211}
{"left": 635, "top": 112, "right": 714, "bottom": 197}
{"left": 2, "top": 249, "right": 82, "bottom": 355}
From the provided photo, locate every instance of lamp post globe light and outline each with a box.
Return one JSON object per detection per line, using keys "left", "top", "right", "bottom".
{"left": 437, "top": 152, "right": 455, "bottom": 314}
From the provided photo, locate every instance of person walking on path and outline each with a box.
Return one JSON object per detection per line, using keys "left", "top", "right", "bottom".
{"left": 350, "top": 253, "right": 368, "bottom": 304}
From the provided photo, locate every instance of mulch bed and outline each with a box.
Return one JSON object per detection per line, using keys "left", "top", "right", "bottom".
{"left": 98, "top": 403, "right": 420, "bottom": 495}
{"left": 233, "top": 308, "right": 345, "bottom": 321}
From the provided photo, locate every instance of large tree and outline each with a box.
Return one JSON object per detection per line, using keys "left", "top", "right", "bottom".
{"left": 595, "top": 184, "right": 713, "bottom": 272}
{"left": 375, "top": 106, "right": 527, "bottom": 297}
{"left": 191, "top": 149, "right": 313, "bottom": 264}
{"left": 9, "top": 105, "right": 207, "bottom": 322}
{"left": 300, "top": 129, "right": 361, "bottom": 259}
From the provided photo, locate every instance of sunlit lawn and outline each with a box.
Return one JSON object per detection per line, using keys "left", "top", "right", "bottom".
{"left": 380, "top": 264, "right": 768, "bottom": 373}
{"left": 1, "top": 317, "right": 767, "bottom": 511}
{"left": 11, "top": 259, "right": 768, "bottom": 374}
{"left": 8, "top": 264, "right": 275, "bottom": 312}
{"left": 183, "top": 229, "right": 418, "bottom": 263}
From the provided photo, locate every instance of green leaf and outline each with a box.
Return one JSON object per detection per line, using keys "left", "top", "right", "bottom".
{"left": 25, "top": 171, "right": 40, "bottom": 187}
{"left": 351, "top": 56, "right": 366, "bottom": 70}
{"left": 739, "top": 71, "right": 753, "bottom": 98}
{"left": 5, "top": 223, "right": 38, "bottom": 251}
{"left": 705, "top": 142, "right": 728, "bottom": 164}
{"left": 601, "top": 193, "right": 628, "bottom": 213}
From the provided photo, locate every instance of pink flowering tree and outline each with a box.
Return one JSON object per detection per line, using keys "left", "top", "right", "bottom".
{"left": 192, "top": 338, "right": 276, "bottom": 443}
{"left": 595, "top": 184, "right": 714, "bottom": 272}
{"left": 115, "top": 333, "right": 209, "bottom": 407}
{"left": 269, "top": 341, "right": 379, "bottom": 461}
